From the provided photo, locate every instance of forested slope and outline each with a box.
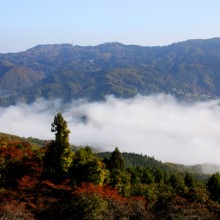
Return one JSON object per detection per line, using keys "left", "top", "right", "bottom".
{"left": 1, "top": 114, "right": 220, "bottom": 219}
{"left": 1, "top": 38, "right": 220, "bottom": 105}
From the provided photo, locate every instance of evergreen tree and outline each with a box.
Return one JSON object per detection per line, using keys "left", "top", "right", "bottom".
{"left": 184, "top": 172, "right": 195, "bottom": 188}
{"left": 207, "top": 172, "right": 220, "bottom": 201}
{"left": 104, "top": 148, "right": 130, "bottom": 196}
{"left": 109, "top": 147, "right": 125, "bottom": 171}
{"left": 43, "top": 113, "right": 74, "bottom": 181}
{"left": 154, "top": 168, "right": 164, "bottom": 184}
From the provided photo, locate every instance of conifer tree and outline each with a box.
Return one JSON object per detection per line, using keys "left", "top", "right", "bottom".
{"left": 109, "top": 147, "right": 125, "bottom": 171}
{"left": 184, "top": 172, "right": 195, "bottom": 188}
{"left": 207, "top": 172, "right": 220, "bottom": 201}
{"left": 43, "top": 113, "right": 73, "bottom": 181}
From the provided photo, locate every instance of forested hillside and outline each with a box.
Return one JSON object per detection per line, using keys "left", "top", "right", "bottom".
{"left": 98, "top": 152, "right": 218, "bottom": 178}
{"left": 1, "top": 38, "right": 220, "bottom": 106}
{"left": 1, "top": 114, "right": 220, "bottom": 219}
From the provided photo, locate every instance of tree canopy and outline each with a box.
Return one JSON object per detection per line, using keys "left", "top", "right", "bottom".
{"left": 43, "top": 113, "right": 73, "bottom": 181}
{"left": 1, "top": 114, "right": 220, "bottom": 219}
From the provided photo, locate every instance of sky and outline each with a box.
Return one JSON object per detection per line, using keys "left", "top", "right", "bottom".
{"left": 1, "top": 0, "right": 220, "bottom": 53}
{"left": 1, "top": 1, "right": 220, "bottom": 166}
{"left": 1, "top": 95, "right": 220, "bottom": 166}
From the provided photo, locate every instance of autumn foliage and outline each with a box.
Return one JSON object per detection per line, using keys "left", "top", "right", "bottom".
{"left": 1, "top": 114, "right": 220, "bottom": 219}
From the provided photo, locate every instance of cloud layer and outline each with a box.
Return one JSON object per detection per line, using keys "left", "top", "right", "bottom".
{"left": 1, "top": 94, "right": 220, "bottom": 165}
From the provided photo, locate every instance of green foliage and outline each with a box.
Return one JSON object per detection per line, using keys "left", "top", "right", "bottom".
{"left": 121, "top": 152, "right": 163, "bottom": 169}
{"left": 0, "top": 132, "right": 47, "bottom": 148}
{"left": 1, "top": 123, "right": 220, "bottom": 220}
{"left": 184, "top": 172, "right": 195, "bottom": 188}
{"left": 1, "top": 136, "right": 220, "bottom": 219}
{"left": 3, "top": 39, "right": 220, "bottom": 106}
{"left": 186, "top": 183, "right": 209, "bottom": 203}
{"left": 51, "top": 112, "right": 70, "bottom": 143}
{"left": 128, "top": 166, "right": 154, "bottom": 185}
{"left": 108, "top": 147, "right": 125, "bottom": 171}
{"left": 27, "top": 137, "right": 48, "bottom": 147}
{"left": 66, "top": 191, "right": 108, "bottom": 219}
{"left": 154, "top": 184, "right": 173, "bottom": 210}
{"left": 207, "top": 172, "right": 220, "bottom": 201}
{"left": 43, "top": 113, "right": 74, "bottom": 181}
{"left": 103, "top": 148, "right": 131, "bottom": 196}
{"left": 109, "top": 168, "right": 131, "bottom": 197}
{"left": 0, "top": 132, "right": 25, "bottom": 145}
{"left": 70, "top": 147, "right": 108, "bottom": 185}
{"left": 168, "top": 174, "right": 186, "bottom": 194}
{"left": 153, "top": 168, "right": 164, "bottom": 184}
{"left": 130, "top": 183, "right": 158, "bottom": 204}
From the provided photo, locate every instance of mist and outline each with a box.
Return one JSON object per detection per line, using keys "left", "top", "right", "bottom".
{"left": 1, "top": 94, "right": 220, "bottom": 166}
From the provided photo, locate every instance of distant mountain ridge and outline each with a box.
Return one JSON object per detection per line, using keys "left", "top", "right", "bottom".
{"left": 1, "top": 38, "right": 220, "bottom": 105}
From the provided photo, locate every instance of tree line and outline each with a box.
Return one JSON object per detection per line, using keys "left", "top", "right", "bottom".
{"left": 1, "top": 113, "right": 220, "bottom": 219}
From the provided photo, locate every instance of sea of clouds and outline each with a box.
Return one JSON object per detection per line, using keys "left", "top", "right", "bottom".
{"left": 1, "top": 94, "right": 220, "bottom": 165}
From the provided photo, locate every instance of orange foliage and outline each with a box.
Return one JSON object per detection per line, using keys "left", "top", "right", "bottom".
{"left": 0, "top": 141, "right": 34, "bottom": 161}
{"left": 18, "top": 175, "right": 39, "bottom": 190}
{"left": 73, "top": 182, "right": 148, "bottom": 209}
{"left": 73, "top": 183, "right": 152, "bottom": 219}
{"left": 74, "top": 182, "right": 126, "bottom": 201}
{"left": 42, "top": 180, "right": 72, "bottom": 191}
{"left": 0, "top": 141, "right": 43, "bottom": 182}
{"left": 0, "top": 199, "right": 35, "bottom": 220}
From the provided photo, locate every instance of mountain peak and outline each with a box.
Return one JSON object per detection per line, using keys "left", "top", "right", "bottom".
{"left": 96, "top": 42, "right": 125, "bottom": 48}
{"left": 26, "top": 43, "right": 74, "bottom": 52}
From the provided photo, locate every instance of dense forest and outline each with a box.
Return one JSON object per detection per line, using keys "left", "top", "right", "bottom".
{"left": 1, "top": 113, "right": 220, "bottom": 219}
{"left": 2, "top": 38, "right": 220, "bottom": 106}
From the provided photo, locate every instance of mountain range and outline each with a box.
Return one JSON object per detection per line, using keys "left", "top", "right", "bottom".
{"left": 1, "top": 38, "right": 220, "bottom": 106}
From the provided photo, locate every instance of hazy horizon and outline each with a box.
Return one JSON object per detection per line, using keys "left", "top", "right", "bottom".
{"left": 2, "top": 37, "right": 220, "bottom": 54}
{"left": 1, "top": 0, "right": 220, "bottom": 53}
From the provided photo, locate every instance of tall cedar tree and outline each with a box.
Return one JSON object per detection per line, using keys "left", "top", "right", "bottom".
{"left": 43, "top": 113, "right": 73, "bottom": 181}
{"left": 109, "top": 147, "right": 125, "bottom": 171}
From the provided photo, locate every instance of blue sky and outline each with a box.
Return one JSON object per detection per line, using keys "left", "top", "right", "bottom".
{"left": 1, "top": 0, "right": 220, "bottom": 52}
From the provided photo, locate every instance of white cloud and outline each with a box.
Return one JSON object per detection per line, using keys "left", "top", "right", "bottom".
{"left": 1, "top": 94, "right": 220, "bottom": 165}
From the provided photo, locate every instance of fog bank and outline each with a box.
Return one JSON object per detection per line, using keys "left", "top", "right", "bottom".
{"left": 1, "top": 94, "right": 220, "bottom": 165}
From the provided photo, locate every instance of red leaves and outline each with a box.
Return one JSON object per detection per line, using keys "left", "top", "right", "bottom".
{"left": 42, "top": 180, "right": 72, "bottom": 191}
{"left": 0, "top": 141, "right": 34, "bottom": 161}
{"left": 18, "top": 175, "right": 39, "bottom": 190}
{"left": 0, "top": 141, "right": 43, "bottom": 186}
{"left": 0, "top": 199, "right": 35, "bottom": 220}
{"left": 72, "top": 183, "right": 151, "bottom": 219}
{"left": 73, "top": 182, "right": 148, "bottom": 208}
{"left": 74, "top": 182, "right": 124, "bottom": 201}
